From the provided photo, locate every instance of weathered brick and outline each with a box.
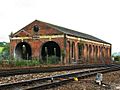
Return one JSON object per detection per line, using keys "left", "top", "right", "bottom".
{"left": 10, "top": 20, "right": 111, "bottom": 64}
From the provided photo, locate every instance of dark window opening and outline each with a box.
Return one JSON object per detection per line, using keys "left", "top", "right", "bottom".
{"left": 89, "top": 45, "right": 92, "bottom": 59}
{"left": 72, "top": 42, "right": 75, "bottom": 58}
{"left": 15, "top": 42, "right": 32, "bottom": 60}
{"left": 33, "top": 25, "right": 39, "bottom": 32}
{"left": 41, "top": 41, "right": 61, "bottom": 63}
{"left": 86, "top": 44, "right": 89, "bottom": 62}
{"left": 78, "top": 43, "right": 83, "bottom": 59}
{"left": 96, "top": 46, "right": 98, "bottom": 60}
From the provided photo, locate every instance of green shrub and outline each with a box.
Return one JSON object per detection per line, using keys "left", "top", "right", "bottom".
{"left": 114, "top": 56, "right": 120, "bottom": 61}
{"left": 11, "top": 59, "right": 40, "bottom": 67}
{"left": 0, "top": 43, "right": 10, "bottom": 60}
{"left": 14, "top": 60, "right": 27, "bottom": 66}
{"left": 47, "top": 56, "right": 60, "bottom": 64}
{"left": 0, "top": 47, "right": 4, "bottom": 53}
{"left": 0, "top": 59, "right": 41, "bottom": 67}
{"left": 0, "top": 60, "right": 2, "bottom": 65}
{"left": 28, "top": 60, "right": 40, "bottom": 66}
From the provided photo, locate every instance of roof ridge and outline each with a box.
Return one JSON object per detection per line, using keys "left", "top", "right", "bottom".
{"left": 44, "top": 22, "right": 110, "bottom": 44}
{"left": 12, "top": 20, "right": 110, "bottom": 44}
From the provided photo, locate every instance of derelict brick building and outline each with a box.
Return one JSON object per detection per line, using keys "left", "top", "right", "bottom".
{"left": 9, "top": 20, "right": 111, "bottom": 64}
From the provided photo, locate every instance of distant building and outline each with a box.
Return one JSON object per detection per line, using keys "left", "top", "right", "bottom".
{"left": 9, "top": 20, "right": 111, "bottom": 64}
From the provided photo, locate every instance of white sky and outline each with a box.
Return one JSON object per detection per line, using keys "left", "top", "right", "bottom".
{"left": 0, "top": 0, "right": 120, "bottom": 53}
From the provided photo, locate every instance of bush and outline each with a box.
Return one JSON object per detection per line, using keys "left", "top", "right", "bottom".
{"left": 0, "top": 54, "right": 2, "bottom": 61}
{"left": 47, "top": 56, "right": 60, "bottom": 64}
{"left": 9, "top": 59, "right": 41, "bottom": 67}
{"left": 0, "top": 43, "right": 10, "bottom": 60}
{"left": 0, "top": 60, "right": 2, "bottom": 64}
{"left": 114, "top": 56, "right": 120, "bottom": 61}
{"left": 0, "top": 56, "right": 61, "bottom": 66}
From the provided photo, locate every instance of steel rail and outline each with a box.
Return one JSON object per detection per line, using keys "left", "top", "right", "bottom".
{"left": 0, "top": 64, "right": 112, "bottom": 77}
{"left": 0, "top": 66, "right": 114, "bottom": 90}
{"left": 26, "top": 65, "right": 120, "bottom": 90}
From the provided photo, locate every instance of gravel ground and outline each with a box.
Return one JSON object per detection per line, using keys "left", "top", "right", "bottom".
{"left": 48, "top": 70, "right": 120, "bottom": 90}
{"left": 0, "top": 68, "right": 118, "bottom": 90}
{"left": 0, "top": 69, "right": 94, "bottom": 84}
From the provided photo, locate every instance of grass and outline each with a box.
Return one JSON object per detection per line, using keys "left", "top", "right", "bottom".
{"left": 0, "top": 47, "right": 4, "bottom": 53}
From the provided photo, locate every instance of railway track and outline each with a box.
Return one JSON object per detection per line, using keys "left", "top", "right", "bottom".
{"left": 0, "top": 64, "right": 112, "bottom": 77}
{"left": 0, "top": 65, "right": 118, "bottom": 90}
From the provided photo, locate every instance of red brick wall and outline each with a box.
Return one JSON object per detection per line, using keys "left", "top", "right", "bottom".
{"left": 14, "top": 20, "right": 63, "bottom": 37}
{"left": 10, "top": 20, "right": 111, "bottom": 64}
{"left": 10, "top": 20, "right": 65, "bottom": 61}
{"left": 65, "top": 36, "right": 111, "bottom": 64}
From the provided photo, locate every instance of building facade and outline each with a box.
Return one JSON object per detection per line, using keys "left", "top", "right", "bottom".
{"left": 10, "top": 20, "right": 111, "bottom": 64}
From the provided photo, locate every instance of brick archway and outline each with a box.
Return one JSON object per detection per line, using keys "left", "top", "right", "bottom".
{"left": 77, "top": 43, "right": 84, "bottom": 62}
{"left": 41, "top": 41, "right": 61, "bottom": 61}
{"left": 14, "top": 42, "right": 32, "bottom": 60}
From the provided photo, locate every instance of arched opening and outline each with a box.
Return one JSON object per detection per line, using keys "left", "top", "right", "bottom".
{"left": 93, "top": 45, "right": 96, "bottom": 63}
{"left": 89, "top": 45, "right": 92, "bottom": 63}
{"left": 72, "top": 42, "right": 75, "bottom": 59}
{"left": 77, "top": 43, "right": 84, "bottom": 64}
{"left": 41, "top": 41, "right": 61, "bottom": 63}
{"left": 67, "top": 41, "right": 70, "bottom": 63}
{"left": 86, "top": 44, "right": 89, "bottom": 63}
{"left": 103, "top": 47, "right": 106, "bottom": 63}
{"left": 15, "top": 42, "right": 32, "bottom": 60}
{"left": 100, "top": 47, "right": 105, "bottom": 64}
{"left": 95, "top": 46, "right": 98, "bottom": 63}
{"left": 106, "top": 48, "right": 108, "bottom": 59}
{"left": 78, "top": 43, "right": 84, "bottom": 59}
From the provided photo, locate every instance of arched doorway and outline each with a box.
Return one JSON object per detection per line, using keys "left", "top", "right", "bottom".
{"left": 41, "top": 41, "right": 61, "bottom": 63}
{"left": 71, "top": 42, "right": 75, "bottom": 61}
{"left": 78, "top": 43, "right": 84, "bottom": 59}
{"left": 15, "top": 42, "right": 32, "bottom": 60}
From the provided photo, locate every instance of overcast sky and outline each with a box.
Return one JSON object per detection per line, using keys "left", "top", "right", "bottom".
{"left": 0, "top": 0, "right": 120, "bottom": 53}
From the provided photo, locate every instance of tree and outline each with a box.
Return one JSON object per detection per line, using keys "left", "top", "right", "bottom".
{"left": 1, "top": 43, "right": 10, "bottom": 60}
{"left": 0, "top": 42, "right": 6, "bottom": 47}
{"left": 114, "top": 56, "right": 120, "bottom": 61}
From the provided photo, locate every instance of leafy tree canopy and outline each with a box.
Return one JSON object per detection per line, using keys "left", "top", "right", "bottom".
{"left": 0, "top": 42, "right": 10, "bottom": 60}
{"left": 0, "top": 42, "right": 7, "bottom": 47}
